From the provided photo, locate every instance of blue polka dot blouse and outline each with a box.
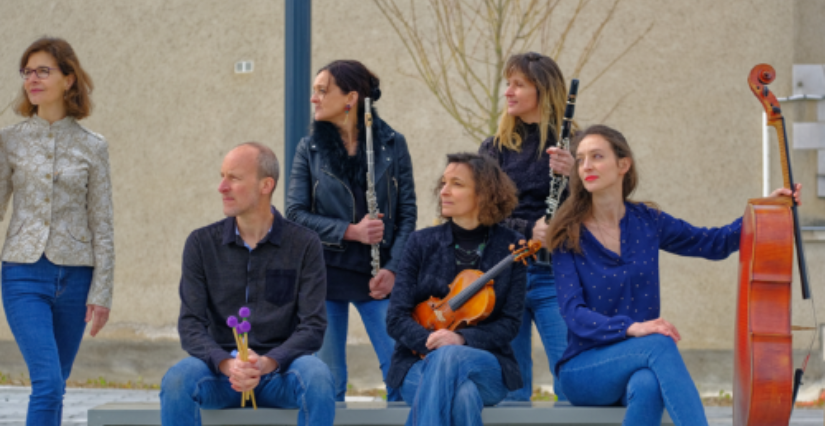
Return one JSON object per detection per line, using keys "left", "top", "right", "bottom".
{"left": 551, "top": 201, "right": 742, "bottom": 373}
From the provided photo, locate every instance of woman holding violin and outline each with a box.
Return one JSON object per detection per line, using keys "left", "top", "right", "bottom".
{"left": 386, "top": 152, "right": 526, "bottom": 426}
{"left": 479, "top": 51, "right": 573, "bottom": 401}
{"left": 545, "top": 125, "right": 800, "bottom": 425}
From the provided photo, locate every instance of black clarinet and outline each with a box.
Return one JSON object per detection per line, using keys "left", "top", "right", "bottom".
{"left": 536, "top": 79, "right": 579, "bottom": 265}
{"left": 545, "top": 79, "right": 579, "bottom": 222}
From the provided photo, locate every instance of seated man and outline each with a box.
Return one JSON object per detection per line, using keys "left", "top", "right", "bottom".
{"left": 161, "top": 142, "right": 334, "bottom": 426}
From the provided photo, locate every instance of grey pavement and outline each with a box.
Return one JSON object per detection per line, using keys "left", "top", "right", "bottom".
{"left": 0, "top": 386, "right": 820, "bottom": 425}
{"left": 0, "top": 386, "right": 158, "bottom": 426}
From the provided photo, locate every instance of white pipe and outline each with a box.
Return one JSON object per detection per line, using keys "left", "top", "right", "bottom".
{"left": 778, "top": 94, "right": 825, "bottom": 102}
{"left": 763, "top": 111, "right": 769, "bottom": 197}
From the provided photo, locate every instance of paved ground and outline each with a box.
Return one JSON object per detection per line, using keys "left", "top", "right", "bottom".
{"left": 0, "top": 386, "right": 158, "bottom": 425}
{"left": 0, "top": 386, "right": 820, "bottom": 425}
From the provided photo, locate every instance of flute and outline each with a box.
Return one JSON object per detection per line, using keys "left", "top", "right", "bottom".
{"left": 545, "top": 79, "right": 579, "bottom": 222}
{"left": 365, "top": 98, "right": 380, "bottom": 276}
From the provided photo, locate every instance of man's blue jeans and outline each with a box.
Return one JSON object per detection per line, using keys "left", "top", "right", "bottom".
{"left": 400, "top": 345, "right": 508, "bottom": 426}
{"left": 160, "top": 355, "right": 335, "bottom": 426}
{"left": 559, "top": 334, "right": 708, "bottom": 426}
{"left": 317, "top": 298, "right": 400, "bottom": 401}
{"left": 506, "top": 262, "right": 568, "bottom": 401}
{"left": 1, "top": 255, "right": 92, "bottom": 426}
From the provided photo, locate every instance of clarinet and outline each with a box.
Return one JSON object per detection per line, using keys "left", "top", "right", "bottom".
{"left": 364, "top": 98, "right": 381, "bottom": 277}
{"left": 545, "top": 79, "right": 579, "bottom": 222}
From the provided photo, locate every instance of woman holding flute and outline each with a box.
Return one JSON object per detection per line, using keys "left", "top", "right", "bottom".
{"left": 286, "top": 59, "right": 417, "bottom": 401}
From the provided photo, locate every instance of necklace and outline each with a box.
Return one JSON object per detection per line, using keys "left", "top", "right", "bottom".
{"left": 592, "top": 218, "right": 621, "bottom": 244}
{"left": 454, "top": 235, "right": 488, "bottom": 267}
{"left": 455, "top": 242, "right": 486, "bottom": 266}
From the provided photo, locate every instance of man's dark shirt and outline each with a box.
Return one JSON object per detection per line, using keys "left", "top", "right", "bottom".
{"left": 177, "top": 208, "right": 327, "bottom": 374}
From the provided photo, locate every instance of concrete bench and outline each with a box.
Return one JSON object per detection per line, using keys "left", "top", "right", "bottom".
{"left": 88, "top": 401, "right": 675, "bottom": 425}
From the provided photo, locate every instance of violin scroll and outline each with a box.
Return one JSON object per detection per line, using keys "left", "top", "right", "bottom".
{"left": 511, "top": 239, "right": 543, "bottom": 265}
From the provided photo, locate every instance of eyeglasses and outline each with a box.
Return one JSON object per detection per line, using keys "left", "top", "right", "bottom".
{"left": 19, "top": 67, "right": 59, "bottom": 80}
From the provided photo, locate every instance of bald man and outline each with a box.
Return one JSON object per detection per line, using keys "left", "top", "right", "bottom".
{"left": 160, "top": 143, "right": 334, "bottom": 426}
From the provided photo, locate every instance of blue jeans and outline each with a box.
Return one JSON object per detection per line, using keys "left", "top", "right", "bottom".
{"left": 559, "top": 334, "right": 707, "bottom": 426}
{"left": 400, "top": 345, "right": 508, "bottom": 426}
{"left": 160, "top": 355, "right": 335, "bottom": 426}
{"left": 506, "top": 262, "right": 568, "bottom": 401}
{"left": 1, "top": 255, "right": 92, "bottom": 426}
{"left": 317, "top": 298, "right": 400, "bottom": 401}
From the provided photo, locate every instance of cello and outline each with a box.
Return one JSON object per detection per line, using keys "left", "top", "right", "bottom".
{"left": 734, "top": 64, "right": 813, "bottom": 426}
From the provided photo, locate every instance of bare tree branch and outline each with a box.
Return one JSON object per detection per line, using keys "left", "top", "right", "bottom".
{"left": 372, "top": 0, "right": 651, "bottom": 142}
{"left": 599, "top": 90, "right": 633, "bottom": 124}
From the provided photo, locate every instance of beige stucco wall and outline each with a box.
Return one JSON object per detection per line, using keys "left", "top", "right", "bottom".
{"left": 0, "top": 0, "right": 822, "bottom": 361}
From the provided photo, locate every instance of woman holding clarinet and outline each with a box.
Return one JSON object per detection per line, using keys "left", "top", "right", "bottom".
{"left": 286, "top": 60, "right": 417, "bottom": 402}
{"left": 479, "top": 51, "right": 575, "bottom": 401}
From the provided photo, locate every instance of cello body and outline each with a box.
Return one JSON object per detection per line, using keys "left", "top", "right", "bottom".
{"left": 734, "top": 197, "right": 794, "bottom": 425}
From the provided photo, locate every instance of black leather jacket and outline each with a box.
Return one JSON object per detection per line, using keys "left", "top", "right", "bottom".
{"left": 285, "top": 117, "right": 417, "bottom": 274}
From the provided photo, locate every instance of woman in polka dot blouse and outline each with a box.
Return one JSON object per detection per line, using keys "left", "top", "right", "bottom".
{"left": 544, "top": 125, "right": 800, "bottom": 426}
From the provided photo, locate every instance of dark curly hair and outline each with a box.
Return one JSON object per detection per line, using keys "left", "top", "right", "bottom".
{"left": 435, "top": 152, "right": 518, "bottom": 226}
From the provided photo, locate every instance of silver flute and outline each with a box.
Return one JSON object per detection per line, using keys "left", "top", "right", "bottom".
{"left": 365, "top": 98, "right": 380, "bottom": 276}
{"left": 545, "top": 79, "right": 579, "bottom": 222}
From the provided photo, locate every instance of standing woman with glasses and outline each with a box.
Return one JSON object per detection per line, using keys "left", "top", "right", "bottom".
{"left": 286, "top": 60, "right": 417, "bottom": 402}
{"left": 0, "top": 37, "right": 114, "bottom": 425}
{"left": 479, "top": 52, "right": 573, "bottom": 401}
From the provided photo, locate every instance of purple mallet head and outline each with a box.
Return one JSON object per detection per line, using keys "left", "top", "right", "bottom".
{"left": 239, "top": 307, "right": 251, "bottom": 318}
{"left": 226, "top": 316, "right": 239, "bottom": 328}
{"left": 238, "top": 321, "right": 251, "bottom": 334}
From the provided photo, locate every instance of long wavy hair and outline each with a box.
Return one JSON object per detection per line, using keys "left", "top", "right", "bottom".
{"left": 435, "top": 152, "right": 518, "bottom": 226}
{"left": 15, "top": 37, "right": 93, "bottom": 119}
{"left": 546, "top": 125, "right": 648, "bottom": 253}
{"left": 493, "top": 52, "right": 567, "bottom": 156}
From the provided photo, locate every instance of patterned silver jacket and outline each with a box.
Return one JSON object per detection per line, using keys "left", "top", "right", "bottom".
{"left": 0, "top": 115, "right": 114, "bottom": 308}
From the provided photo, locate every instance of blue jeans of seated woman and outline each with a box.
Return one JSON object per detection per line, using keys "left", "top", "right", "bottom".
{"left": 2, "top": 255, "right": 92, "bottom": 426}
{"left": 317, "top": 298, "right": 400, "bottom": 401}
{"left": 506, "top": 262, "right": 568, "bottom": 401}
{"left": 560, "top": 334, "right": 707, "bottom": 426}
{"left": 160, "top": 355, "right": 335, "bottom": 426}
{"left": 400, "top": 345, "right": 508, "bottom": 426}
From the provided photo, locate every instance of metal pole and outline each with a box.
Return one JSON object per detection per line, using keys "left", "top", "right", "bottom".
{"left": 284, "top": 0, "right": 312, "bottom": 204}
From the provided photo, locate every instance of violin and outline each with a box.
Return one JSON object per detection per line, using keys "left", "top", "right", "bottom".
{"left": 413, "top": 240, "right": 541, "bottom": 332}
{"left": 734, "top": 64, "right": 813, "bottom": 426}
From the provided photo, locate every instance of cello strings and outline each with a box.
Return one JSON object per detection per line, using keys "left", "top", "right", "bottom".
{"left": 803, "top": 295, "right": 817, "bottom": 372}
